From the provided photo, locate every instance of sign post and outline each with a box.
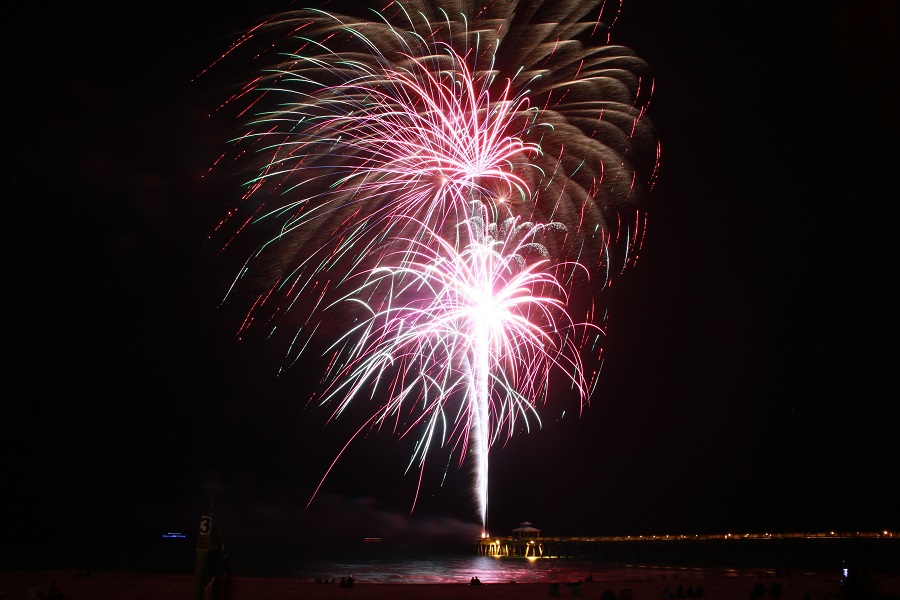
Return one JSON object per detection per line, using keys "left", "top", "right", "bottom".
{"left": 193, "top": 515, "right": 212, "bottom": 600}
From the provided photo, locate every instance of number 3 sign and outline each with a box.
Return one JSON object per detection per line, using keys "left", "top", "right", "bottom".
{"left": 199, "top": 515, "right": 212, "bottom": 536}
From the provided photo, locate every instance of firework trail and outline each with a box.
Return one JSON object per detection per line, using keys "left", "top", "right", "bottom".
{"left": 206, "top": 0, "right": 657, "bottom": 530}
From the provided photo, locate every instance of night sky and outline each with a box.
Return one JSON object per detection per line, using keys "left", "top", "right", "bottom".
{"left": 7, "top": 0, "right": 898, "bottom": 571}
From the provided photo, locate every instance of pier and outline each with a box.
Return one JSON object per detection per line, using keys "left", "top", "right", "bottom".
{"left": 476, "top": 524, "right": 900, "bottom": 571}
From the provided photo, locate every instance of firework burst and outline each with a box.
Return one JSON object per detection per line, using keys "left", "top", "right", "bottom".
{"left": 206, "top": 0, "right": 657, "bottom": 530}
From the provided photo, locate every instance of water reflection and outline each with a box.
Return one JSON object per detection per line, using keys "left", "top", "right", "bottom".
{"left": 289, "top": 555, "right": 766, "bottom": 584}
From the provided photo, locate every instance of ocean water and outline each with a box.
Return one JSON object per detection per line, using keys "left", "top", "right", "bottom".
{"left": 50, "top": 538, "right": 783, "bottom": 583}
{"left": 278, "top": 553, "right": 771, "bottom": 584}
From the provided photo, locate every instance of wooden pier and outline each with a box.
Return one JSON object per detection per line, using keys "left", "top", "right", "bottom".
{"left": 475, "top": 525, "right": 899, "bottom": 571}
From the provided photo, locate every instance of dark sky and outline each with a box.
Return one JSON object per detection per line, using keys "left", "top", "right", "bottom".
{"left": 7, "top": 0, "right": 898, "bottom": 570}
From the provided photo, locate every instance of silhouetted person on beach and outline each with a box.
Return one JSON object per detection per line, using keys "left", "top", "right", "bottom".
{"left": 46, "top": 582, "right": 62, "bottom": 600}
{"left": 27, "top": 582, "right": 41, "bottom": 600}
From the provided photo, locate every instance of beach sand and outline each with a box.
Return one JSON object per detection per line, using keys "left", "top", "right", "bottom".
{"left": 2, "top": 569, "right": 898, "bottom": 600}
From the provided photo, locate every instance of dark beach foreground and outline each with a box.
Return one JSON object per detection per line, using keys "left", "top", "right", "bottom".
{"left": 3, "top": 569, "right": 899, "bottom": 600}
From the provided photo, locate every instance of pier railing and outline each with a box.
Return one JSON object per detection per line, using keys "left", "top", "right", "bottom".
{"left": 474, "top": 531, "right": 899, "bottom": 571}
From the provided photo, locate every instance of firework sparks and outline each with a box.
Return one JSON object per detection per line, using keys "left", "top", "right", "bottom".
{"left": 206, "top": 0, "right": 657, "bottom": 531}
{"left": 310, "top": 208, "right": 593, "bottom": 527}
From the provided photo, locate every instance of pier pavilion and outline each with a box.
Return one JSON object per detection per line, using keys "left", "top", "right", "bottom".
{"left": 477, "top": 522, "right": 543, "bottom": 557}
